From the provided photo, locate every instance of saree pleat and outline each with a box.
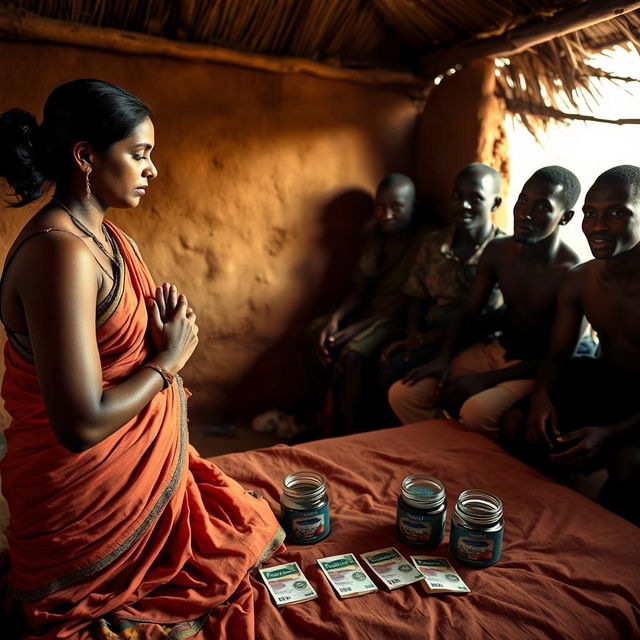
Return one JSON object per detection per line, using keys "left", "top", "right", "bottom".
{"left": 0, "top": 221, "right": 284, "bottom": 639}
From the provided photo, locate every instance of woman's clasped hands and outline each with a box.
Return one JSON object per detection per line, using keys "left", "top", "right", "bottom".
{"left": 147, "top": 282, "right": 199, "bottom": 373}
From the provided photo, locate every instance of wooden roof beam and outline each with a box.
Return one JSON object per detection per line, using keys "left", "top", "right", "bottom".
{"left": 421, "top": 1, "right": 640, "bottom": 78}
{"left": 504, "top": 96, "right": 640, "bottom": 125}
{"left": 0, "top": 7, "right": 425, "bottom": 89}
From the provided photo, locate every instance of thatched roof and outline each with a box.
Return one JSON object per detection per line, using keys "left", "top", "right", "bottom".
{"left": 3, "top": 1, "right": 640, "bottom": 129}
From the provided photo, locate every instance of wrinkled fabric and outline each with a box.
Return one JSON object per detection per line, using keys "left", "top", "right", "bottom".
{"left": 205, "top": 420, "right": 640, "bottom": 640}
{"left": 0, "top": 221, "right": 283, "bottom": 639}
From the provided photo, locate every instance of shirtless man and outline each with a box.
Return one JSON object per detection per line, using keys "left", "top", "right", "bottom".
{"left": 527, "top": 165, "right": 640, "bottom": 525}
{"left": 388, "top": 166, "right": 580, "bottom": 434}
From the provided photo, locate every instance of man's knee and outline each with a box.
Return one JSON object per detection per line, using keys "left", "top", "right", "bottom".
{"left": 388, "top": 380, "right": 409, "bottom": 416}
{"left": 388, "top": 378, "right": 439, "bottom": 424}
{"left": 459, "top": 396, "right": 500, "bottom": 436}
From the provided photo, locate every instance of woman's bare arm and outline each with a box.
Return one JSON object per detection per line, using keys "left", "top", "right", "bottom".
{"left": 17, "top": 232, "right": 197, "bottom": 452}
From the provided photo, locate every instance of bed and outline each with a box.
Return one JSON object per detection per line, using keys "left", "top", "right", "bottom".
{"left": 209, "top": 419, "right": 640, "bottom": 639}
{"left": 1, "top": 419, "right": 639, "bottom": 639}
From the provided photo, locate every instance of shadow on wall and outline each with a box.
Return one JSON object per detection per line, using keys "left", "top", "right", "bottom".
{"left": 220, "top": 188, "right": 374, "bottom": 421}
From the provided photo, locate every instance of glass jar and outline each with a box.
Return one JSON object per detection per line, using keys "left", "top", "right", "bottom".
{"left": 396, "top": 475, "right": 446, "bottom": 548}
{"left": 280, "top": 470, "right": 330, "bottom": 544}
{"left": 449, "top": 489, "right": 504, "bottom": 567}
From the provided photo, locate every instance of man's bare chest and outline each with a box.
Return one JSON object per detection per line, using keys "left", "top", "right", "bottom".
{"left": 497, "top": 263, "right": 563, "bottom": 313}
{"left": 585, "top": 281, "right": 640, "bottom": 347}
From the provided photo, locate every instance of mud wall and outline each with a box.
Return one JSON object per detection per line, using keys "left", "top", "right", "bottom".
{"left": 416, "top": 58, "right": 510, "bottom": 228}
{"left": 0, "top": 41, "right": 508, "bottom": 430}
{"left": 0, "top": 39, "right": 420, "bottom": 426}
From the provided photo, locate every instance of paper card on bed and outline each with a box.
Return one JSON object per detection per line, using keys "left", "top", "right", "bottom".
{"left": 410, "top": 556, "right": 470, "bottom": 594}
{"left": 360, "top": 547, "right": 425, "bottom": 590}
{"left": 317, "top": 553, "right": 378, "bottom": 598}
{"left": 259, "top": 562, "right": 318, "bottom": 606}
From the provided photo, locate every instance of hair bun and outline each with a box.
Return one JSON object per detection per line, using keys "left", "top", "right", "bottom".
{"left": 0, "top": 108, "right": 47, "bottom": 206}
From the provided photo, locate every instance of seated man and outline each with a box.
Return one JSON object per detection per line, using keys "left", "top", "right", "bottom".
{"left": 380, "top": 163, "right": 505, "bottom": 389}
{"left": 389, "top": 166, "right": 580, "bottom": 435}
{"left": 527, "top": 165, "right": 640, "bottom": 525}
{"left": 313, "top": 173, "right": 424, "bottom": 434}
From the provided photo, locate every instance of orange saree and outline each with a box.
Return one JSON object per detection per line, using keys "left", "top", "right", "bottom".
{"left": 0, "top": 221, "right": 284, "bottom": 639}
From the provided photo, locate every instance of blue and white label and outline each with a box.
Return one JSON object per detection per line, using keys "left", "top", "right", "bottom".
{"left": 449, "top": 522, "right": 503, "bottom": 566}
{"left": 396, "top": 507, "right": 444, "bottom": 547}
{"left": 282, "top": 503, "right": 330, "bottom": 544}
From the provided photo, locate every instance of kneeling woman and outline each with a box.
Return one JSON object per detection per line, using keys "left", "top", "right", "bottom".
{"left": 0, "top": 80, "right": 283, "bottom": 638}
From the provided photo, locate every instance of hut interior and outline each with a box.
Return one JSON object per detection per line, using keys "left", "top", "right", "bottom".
{"left": 0, "top": 1, "right": 639, "bottom": 445}
{"left": 1, "top": 3, "right": 640, "bottom": 638}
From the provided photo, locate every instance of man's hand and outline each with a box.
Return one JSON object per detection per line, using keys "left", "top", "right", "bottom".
{"left": 318, "top": 316, "right": 339, "bottom": 364}
{"left": 402, "top": 356, "right": 449, "bottom": 387}
{"left": 438, "top": 373, "right": 492, "bottom": 410}
{"left": 549, "top": 426, "right": 613, "bottom": 466}
{"left": 381, "top": 338, "right": 412, "bottom": 363}
{"left": 526, "top": 391, "right": 559, "bottom": 448}
{"left": 380, "top": 331, "right": 443, "bottom": 363}
{"left": 329, "top": 324, "right": 361, "bottom": 350}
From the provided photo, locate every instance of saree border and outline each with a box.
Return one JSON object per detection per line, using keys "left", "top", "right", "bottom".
{"left": 8, "top": 376, "right": 188, "bottom": 602}
{"left": 252, "top": 526, "right": 286, "bottom": 570}
{"left": 94, "top": 610, "right": 210, "bottom": 640}
{"left": 5, "top": 333, "right": 36, "bottom": 364}
{"left": 96, "top": 252, "right": 125, "bottom": 329}
{"left": 99, "top": 525, "right": 286, "bottom": 638}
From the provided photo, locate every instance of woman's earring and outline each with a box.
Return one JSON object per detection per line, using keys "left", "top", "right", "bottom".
{"left": 85, "top": 167, "right": 92, "bottom": 199}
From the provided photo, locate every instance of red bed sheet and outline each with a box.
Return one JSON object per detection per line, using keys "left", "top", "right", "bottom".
{"left": 204, "top": 419, "right": 640, "bottom": 640}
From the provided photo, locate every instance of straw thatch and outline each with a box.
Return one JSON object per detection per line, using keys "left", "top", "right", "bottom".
{"left": 494, "top": 11, "right": 640, "bottom": 134}
{"left": 3, "top": 1, "right": 640, "bottom": 129}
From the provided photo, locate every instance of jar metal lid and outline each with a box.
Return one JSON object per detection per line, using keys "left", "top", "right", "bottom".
{"left": 454, "top": 489, "right": 503, "bottom": 525}
{"left": 401, "top": 475, "right": 446, "bottom": 510}
{"left": 282, "top": 470, "right": 326, "bottom": 502}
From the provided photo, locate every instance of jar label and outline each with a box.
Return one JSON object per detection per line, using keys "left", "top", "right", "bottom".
{"left": 449, "top": 523, "right": 503, "bottom": 566}
{"left": 396, "top": 505, "right": 447, "bottom": 548}
{"left": 292, "top": 513, "right": 325, "bottom": 540}
{"left": 457, "top": 536, "right": 493, "bottom": 561}
{"left": 282, "top": 503, "right": 330, "bottom": 544}
{"left": 398, "top": 513, "right": 432, "bottom": 542}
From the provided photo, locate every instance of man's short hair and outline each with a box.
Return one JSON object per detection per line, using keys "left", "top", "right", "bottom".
{"left": 377, "top": 173, "right": 415, "bottom": 196}
{"left": 529, "top": 166, "right": 581, "bottom": 210}
{"left": 593, "top": 165, "right": 640, "bottom": 200}
{"left": 456, "top": 163, "right": 501, "bottom": 194}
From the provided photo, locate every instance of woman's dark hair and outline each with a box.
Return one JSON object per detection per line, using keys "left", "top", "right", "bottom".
{"left": 0, "top": 79, "right": 151, "bottom": 207}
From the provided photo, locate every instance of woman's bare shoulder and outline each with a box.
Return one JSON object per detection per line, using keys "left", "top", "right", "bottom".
{"left": 6, "top": 223, "right": 93, "bottom": 289}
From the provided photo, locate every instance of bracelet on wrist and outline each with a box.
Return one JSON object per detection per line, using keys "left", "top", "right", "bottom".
{"left": 144, "top": 361, "right": 174, "bottom": 389}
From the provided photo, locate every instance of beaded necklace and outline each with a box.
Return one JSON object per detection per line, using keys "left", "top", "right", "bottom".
{"left": 51, "top": 198, "right": 120, "bottom": 281}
